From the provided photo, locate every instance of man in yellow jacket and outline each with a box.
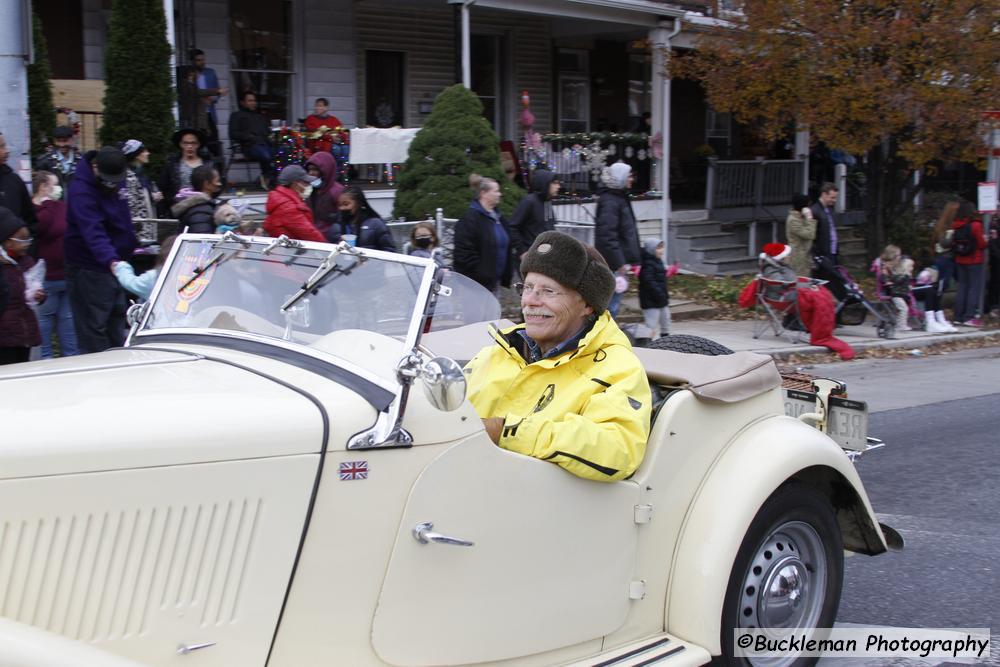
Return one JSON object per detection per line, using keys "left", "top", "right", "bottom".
{"left": 465, "top": 231, "right": 651, "bottom": 482}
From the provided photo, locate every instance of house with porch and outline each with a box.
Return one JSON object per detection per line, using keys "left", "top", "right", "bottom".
{"left": 37, "top": 0, "right": 824, "bottom": 273}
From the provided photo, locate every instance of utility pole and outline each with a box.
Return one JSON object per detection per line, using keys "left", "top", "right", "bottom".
{"left": 979, "top": 111, "right": 1000, "bottom": 318}
{"left": 0, "top": 0, "right": 33, "bottom": 185}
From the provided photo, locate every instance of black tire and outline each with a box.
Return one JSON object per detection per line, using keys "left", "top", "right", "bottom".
{"left": 719, "top": 482, "right": 844, "bottom": 667}
{"left": 646, "top": 334, "right": 734, "bottom": 356}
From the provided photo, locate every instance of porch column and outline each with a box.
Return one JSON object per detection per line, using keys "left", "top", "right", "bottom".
{"left": 449, "top": 0, "right": 475, "bottom": 88}
{"left": 0, "top": 0, "right": 31, "bottom": 185}
{"left": 164, "top": 0, "right": 178, "bottom": 121}
{"left": 650, "top": 20, "right": 681, "bottom": 261}
{"left": 795, "top": 125, "right": 809, "bottom": 194}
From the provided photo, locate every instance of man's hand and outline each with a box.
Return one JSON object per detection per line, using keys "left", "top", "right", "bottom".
{"left": 482, "top": 417, "right": 504, "bottom": 445}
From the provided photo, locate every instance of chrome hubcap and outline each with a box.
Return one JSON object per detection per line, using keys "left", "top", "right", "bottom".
{"left": 738, "top": 521, "right": 828, "bottom": 667}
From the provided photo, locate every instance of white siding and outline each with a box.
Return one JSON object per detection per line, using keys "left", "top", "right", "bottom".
{"left": 355, "top": 2, "right": 552, "bottom": 135}
{"left": 303, "top": 0, "right": 357, "bottom": 127}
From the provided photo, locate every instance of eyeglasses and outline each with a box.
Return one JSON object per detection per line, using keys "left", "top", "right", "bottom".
{"left": 9, "top": 236, "right": 33, "bottom": 245}
{"left": 514, "top": 282, "right": 564, "bottom": 300}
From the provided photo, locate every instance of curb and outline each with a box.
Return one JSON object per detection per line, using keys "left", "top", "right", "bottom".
{"left": 760, "top": 330, "right": 1000, "bottom": 360}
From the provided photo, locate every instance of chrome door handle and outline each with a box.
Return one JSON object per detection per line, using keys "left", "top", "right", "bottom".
{"left": 412, "top": 521, "right": 474, "bottom": 547}
{"left": 177, "top": 641, "right": 216, "bottom": 655}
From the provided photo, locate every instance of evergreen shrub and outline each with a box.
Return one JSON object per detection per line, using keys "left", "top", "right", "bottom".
{"left": 393, "top": 84, "right": 522, "bottom": 220}
{"left": 100, "top": 0, "right": 174, "bottom": 176}
{"left": 27, "top": 13, "right": 56, "bottom": 156}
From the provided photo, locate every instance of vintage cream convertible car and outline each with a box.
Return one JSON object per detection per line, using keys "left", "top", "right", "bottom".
{"left": 0, "top": 234, "right": 899, "bottom": 667}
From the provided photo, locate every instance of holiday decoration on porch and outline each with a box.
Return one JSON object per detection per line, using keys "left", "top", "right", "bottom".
{"left": 270, "top": 127, "right": 308, "bottom": 174}
{"left": 393, "top": 84, "right": 523, "bottom": 220}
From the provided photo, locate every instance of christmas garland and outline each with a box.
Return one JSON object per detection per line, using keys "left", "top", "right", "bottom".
{"left": 541, "top": 131, "right": 649, "bottom": 145}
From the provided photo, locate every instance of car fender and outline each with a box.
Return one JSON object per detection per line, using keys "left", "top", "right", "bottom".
{"left": 0, "top": 617, "right": 150, "bottom": 667}
{"left": 666, "top": 414, "right": 888, "bottom": 654}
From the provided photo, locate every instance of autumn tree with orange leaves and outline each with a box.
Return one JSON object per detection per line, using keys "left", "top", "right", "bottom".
{"left": 675, "top": 0, "right": 1000, "bottom": 253}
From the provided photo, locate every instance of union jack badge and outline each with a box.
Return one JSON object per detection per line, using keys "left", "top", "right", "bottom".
{"left": 339, "top": 460, "right": 369, "bottom": 481}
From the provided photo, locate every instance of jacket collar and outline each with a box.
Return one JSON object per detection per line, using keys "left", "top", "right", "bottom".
{"left": 489, "top": 311, "right": 626, "bottom": 368}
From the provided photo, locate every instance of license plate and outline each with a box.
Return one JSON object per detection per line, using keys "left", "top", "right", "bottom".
{"left": 784, "top": 390, "right": 869, "bottom": 451}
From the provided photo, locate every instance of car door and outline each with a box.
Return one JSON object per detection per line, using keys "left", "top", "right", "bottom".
{"left": 372, "top": 436, "right": 641, "bottom": 667}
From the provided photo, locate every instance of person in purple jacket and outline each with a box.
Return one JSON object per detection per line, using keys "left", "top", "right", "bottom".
{"left": 65, "top": 146, "right": 138, "bottom": 353}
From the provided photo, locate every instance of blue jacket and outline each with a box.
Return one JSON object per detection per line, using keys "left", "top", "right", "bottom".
{"left": 199, "top": 67, "right": 220, "bottom": 122}
{"left": 65, "top": 154, "right": 137, "bottom": 272}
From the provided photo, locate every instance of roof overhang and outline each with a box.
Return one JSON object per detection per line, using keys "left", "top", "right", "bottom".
{"left": 448, "top": 0, "right": 685, "bottom": 28}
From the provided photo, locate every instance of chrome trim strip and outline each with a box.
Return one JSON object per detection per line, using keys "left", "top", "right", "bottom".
{"left": 0, "top": 354, "right": 201, "bottom": 382}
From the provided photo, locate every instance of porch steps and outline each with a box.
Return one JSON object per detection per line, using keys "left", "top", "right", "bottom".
{"left": 667, "top": 219, "right": 759, "bottom": 276}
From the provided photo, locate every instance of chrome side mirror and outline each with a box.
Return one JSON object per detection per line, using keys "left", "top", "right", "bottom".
{"left": 420, "top": 356, "right": 467, "bottom": 412}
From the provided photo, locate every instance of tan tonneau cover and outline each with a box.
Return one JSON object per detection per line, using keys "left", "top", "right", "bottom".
{"left": 634, "top": 347, "right": 780, "bottom": 404}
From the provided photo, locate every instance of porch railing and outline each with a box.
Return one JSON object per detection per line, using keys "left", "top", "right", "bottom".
{"left": 705, "top": 158, "right": 805, "bottom": 211}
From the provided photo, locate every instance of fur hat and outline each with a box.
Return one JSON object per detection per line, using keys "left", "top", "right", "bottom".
{"left": 760, "top": 243, "right": 791, "bottom": 262}
{"left": 520, "top": 231, "right": 615, "bottom": 314}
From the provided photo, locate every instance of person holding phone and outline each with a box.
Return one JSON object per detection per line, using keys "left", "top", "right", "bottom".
{"left": 785, "top": 193, "right": 816, "bottom": 277}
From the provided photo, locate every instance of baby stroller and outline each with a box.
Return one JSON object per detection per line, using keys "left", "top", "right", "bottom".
{"left": 816, "top": 257, "right": 897, "bottom": 338}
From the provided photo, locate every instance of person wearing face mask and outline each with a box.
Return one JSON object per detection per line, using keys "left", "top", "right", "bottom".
{"left": 0, "top": 208, "right": 46, "bottom": 365}
{"left": 263, "top": 165, "right": 326, "bottom": 242}
{"left": 304, "top": 151, "right": 344, "bottom": 236}
{"left": 405, "top": 222, "right": 444, "bottom": 266}
{"left": 32, "top": 170, "right": 78, "bottom": 358}
{"left": 326, "top": 186, "right": 396, "bottom": 252}
{"left": 65, "top": 146, "right": 137, "bottom": 353}
{"left": 171, "top": 165, "right": 222, "bottom": 234}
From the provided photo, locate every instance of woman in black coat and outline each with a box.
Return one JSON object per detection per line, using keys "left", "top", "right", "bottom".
{"left": 453, "top": 178, "right": 512, "bottom": 293}
{"left": 594, "top": 163, "right": 641, "bottom": 317}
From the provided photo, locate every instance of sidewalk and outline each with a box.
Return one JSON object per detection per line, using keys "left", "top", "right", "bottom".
{"left": 662, "top": 317, "right": 999, "bottom": 358}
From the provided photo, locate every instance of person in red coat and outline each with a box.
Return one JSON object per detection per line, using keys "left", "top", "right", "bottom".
{"left": 263, "top": 165, "right": 325, "bottom": 242}
{"left": 303, "top": 98, "right": 343, "bottom": 133}
{"left": 951, "top": 201, "right": 988, "bottom": 326}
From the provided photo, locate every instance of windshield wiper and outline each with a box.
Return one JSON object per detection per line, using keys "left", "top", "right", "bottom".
{"left": 280, "top": 244, "right": 364, "bottom": 312}
{"left": 177, "top": 231, "right": 250, "bottom": 292}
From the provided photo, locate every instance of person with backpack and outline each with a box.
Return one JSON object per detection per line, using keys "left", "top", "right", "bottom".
{"left": 951, "top": 201, "right": 987, "bottom": 326}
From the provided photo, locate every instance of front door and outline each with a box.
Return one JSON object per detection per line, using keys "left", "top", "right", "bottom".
{"left": 372, "top": 437, "right": 640, "bottom": 666}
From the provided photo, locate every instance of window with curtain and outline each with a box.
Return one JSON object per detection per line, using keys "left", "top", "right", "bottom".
{"left": 229, "top": 0, "right": 293, "bottom": 122}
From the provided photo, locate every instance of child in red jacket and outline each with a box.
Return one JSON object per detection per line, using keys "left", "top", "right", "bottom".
{"left": 0, "top": 208, "right": 46, "bottom": 365}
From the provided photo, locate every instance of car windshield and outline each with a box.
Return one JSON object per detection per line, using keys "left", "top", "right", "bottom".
{"left": 136, "top": 236, "right": 501, "bottom": 365}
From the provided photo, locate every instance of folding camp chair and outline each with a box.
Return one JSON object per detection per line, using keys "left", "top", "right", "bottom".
{"left": 752, "top": 274, "right": 808, "bottom": 343}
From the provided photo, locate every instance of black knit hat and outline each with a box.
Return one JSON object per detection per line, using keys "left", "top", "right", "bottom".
{"left": 520, "top": 231, "right": 615, "bottom": 314}
{"left": 0, "top": 207, "right": 25, "bottom": 242}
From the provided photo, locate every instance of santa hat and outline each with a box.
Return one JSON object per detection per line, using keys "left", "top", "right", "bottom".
{"left": 760, "top": 243, "right": 791, "bottom": 262}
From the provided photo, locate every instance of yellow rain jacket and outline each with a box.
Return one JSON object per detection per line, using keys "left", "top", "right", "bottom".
{"left": 465, "top": 312, "right": 651, "bottom": 482}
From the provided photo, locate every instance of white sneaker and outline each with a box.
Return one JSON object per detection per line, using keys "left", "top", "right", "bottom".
{"left": 934, "top": 311, "right": 958, "bottom": 332}
{"left": 924, "top": 315, "right": 947, "bottom": 333}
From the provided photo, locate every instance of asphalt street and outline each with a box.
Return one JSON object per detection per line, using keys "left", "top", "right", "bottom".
{"left": 808, "top": 347, "right": 1000, "bottom": 666}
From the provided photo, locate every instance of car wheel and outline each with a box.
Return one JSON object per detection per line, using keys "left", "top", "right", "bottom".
{"left": 719, "top": 482, "right": 844, "bottom": 667}
{"left": 646, "top": 334, "right": 734, "bottom": 356}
